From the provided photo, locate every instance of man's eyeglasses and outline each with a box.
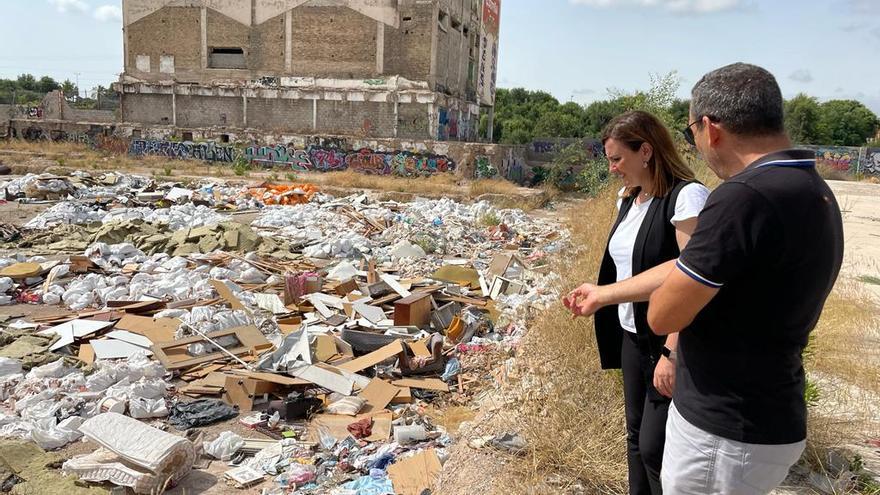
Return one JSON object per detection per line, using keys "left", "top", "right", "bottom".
{"left": 682, "top": 119, "right": 701, "bottom": 146}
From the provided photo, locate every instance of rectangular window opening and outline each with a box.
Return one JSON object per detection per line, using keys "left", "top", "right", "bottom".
{"left": 208, "top": 47, "right": 246, "bottom": 69}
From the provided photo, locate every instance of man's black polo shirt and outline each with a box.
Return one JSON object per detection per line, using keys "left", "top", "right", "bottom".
{"left": 673, "top": 149, "right": 844, "bottom": 445}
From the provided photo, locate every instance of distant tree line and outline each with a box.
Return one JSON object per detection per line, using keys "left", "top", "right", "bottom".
{"left": 0, "top": 74, "right": 118, "bottom": 111}
{"left": 484, "top": 83, "right": 880, "bottom": 148}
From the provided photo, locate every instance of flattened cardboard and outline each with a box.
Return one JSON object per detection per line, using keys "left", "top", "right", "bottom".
{"left": 388, "top": 449, "right": 442, "bottom": 495}
{"left": 337, "top": 340, "right": 404, "bottom": 373}
{"left": 114, "top": 314, "right": 179, "bottom": 344}
{"left": 223, "top": 376, "right": 278, "bottom": 412}
{"left": 310, "top": 410, "right": 392, "bottom": 442}
{"left": 408, "top": 340, "right": 431, "bottom": 358}
{"left": 210, "top": 280, "right": 246, "bottom": 311}
{"left": 228, "top": 369, "right": 309, "bottom": 386}
{"left": 313, "top": 334, "right": 339, "bottom": 362}
{"left": 390, "top": 387, "right": 412, "bottom": 404}
{"left": 392, "top": 377, "right": 449, "bottom": 392}
{"left": 78, "top": 343, "right": 95, "bottom": 364}
{"left": 358, "top": 378, "right": 401, "bottom": 413}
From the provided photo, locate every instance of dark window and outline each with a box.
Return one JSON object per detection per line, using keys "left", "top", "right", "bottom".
{"left": 208, "top": 47, "right": 246, "bottom": 69}
{"left": 131, "top": 129, "right": 142, "bottom": 139}
{"left": 182, "top": 131, "right": 193, "bottom": 141}
{"left": 220, "top": 134, "right": 230, "bottom": 143}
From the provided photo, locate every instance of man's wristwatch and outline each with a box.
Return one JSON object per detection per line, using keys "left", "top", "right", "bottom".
{"left": 661, "top": 346, "right": 677, "bottom": 361}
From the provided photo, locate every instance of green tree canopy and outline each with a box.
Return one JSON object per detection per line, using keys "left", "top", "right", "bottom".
{"left": 784, "top": 93, "right": 822, "bottom": 144}
{"left": 817, "top": 100, "right": 880, "bottom": 146}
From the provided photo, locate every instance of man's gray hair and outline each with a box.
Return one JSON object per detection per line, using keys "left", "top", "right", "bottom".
{"left": 691, "top": 63, "right": 785, "bottom": 137}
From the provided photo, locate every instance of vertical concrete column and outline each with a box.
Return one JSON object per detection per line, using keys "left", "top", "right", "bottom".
{"left": 284, "top": 11, "right": 293, "bottom": 73}
{"left": 487, "top": 107, "right": 495, "bottom": 143}
{"left": 428, "top": 4, "right": 439, "bottom": 90}
{"left": 171, "top": 89, "right": 177, "bottom": 127}
{"left": 428, "top": 103, "right": 437, "bottom": 141}
{"left": 393, "top": 100, "right": 399, "bottom": 138}
{"left": 312, "top": 99, "right": 318, "bottom": 131}
{"left": 200, "top": 8, "right": 208, "bottom": 69}
{"left": 242, "top": 94, "right": 248, "bottom": 128}
{"left": 376, "top": 21, "right": 385, "bottom": 75}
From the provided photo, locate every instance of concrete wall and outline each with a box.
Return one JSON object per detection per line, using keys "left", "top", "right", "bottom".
{"left": 127, "top": 7, "right": 202, "bottom": 77}
{"left": 315, "top": 100, "right": 396, "bottom": 137}
{"left": 384, "top": 1, "right": 434, "bottom": 82}
{"left": 291, "top": 6, "right": 378, "bottom": 78}
{"left": 177, "top": 94, "right": 244, "bottom": 128}
{"left": 247, "top": 98, "right": 314, "bottom": 133}
{"left": 122, "top": 93, "right": 174, "bottom": 125}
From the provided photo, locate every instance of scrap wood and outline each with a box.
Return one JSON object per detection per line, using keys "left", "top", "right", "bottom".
{"left": 358, "top": 378, "right": 402, "bottom": 413}
{"left": 391, "top": 378, "right": 450, "bottom": 392}
{"left": 151, "top": 325, "right": 270, "bottom": 371}
{"left": 310, "top": 410, "right": 393, "bottom": 443}
{"left": 337, "top": 340, "right": 404, "bottom": 373}
{"left": 209, "top": 280, "right": 246, "bottom": 311}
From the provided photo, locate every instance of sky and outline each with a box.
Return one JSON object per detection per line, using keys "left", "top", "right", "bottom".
{"left": 1, "top": 0, "right": 879, "bottom": 113}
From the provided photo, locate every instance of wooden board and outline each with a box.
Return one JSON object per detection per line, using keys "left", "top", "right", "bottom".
{"left": 391, "top": 377, "right": 449, "bottom": 392}
{"left": 337, "top": 340, "right": 404, "bottom": 373}
{"left": 358, "top": 378, "right": 401, "bottom": 413}
{"left": 388, "top": 449, "right": 442, "bottom": 495}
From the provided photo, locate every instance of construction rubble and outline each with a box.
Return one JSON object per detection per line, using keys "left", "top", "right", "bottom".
{"left": 0, "top": 170, "right": 566, "bottom": 494}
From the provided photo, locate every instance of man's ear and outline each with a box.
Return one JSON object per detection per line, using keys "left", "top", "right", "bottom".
{"left": 705, "top": 116, "right": 722, "bottom": 146}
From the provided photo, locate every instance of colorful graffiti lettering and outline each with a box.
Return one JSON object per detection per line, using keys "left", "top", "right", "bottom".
{"left": 864, "top": 149, "right": 880, "bottom": 175}
{"left": 501, "top": 157, "right": 525, "bottom": 184}
{"left": 244, "top": 145, "right": 455, "bottom": 176}
{"left": 816, "top": 147, "right": 858, "bottom": 172}
{"left": 244, "top": 145, "right": 313, "bottom": 171}
{"left": 128, "top": 139, "right": 237, "bottom": 163}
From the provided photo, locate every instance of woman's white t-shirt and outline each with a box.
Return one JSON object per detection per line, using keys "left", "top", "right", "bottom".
{"left": 608, "top": 183, "right": 710, "bottom": 333}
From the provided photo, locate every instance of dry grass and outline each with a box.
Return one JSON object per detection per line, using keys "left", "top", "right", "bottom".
{"left": 510, "top": 182, "right": 629, "bottom": 492}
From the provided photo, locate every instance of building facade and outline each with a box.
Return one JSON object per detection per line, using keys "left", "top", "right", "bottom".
{"left": 116, "top": 0, "right": 501, "bottom": 142}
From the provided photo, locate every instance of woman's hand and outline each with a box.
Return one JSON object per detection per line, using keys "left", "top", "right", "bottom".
{"left": 563, "top": 283, "right": 606, "bottom": 317}
{"left": 653, "top": 355, "right": 676, "bottom": 398}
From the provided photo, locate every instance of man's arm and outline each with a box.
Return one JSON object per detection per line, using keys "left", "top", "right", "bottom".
{"left": 647, "top": 263, "right": 719, "bottom": 335}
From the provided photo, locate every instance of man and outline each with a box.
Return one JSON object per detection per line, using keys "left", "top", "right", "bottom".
{"left": 568, "top": 63, "right": 844, "bottom": 494}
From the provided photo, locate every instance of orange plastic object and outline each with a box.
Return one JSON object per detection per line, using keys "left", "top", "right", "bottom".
{"left": 249, "top": 184, "right": 319, "bottom": 205}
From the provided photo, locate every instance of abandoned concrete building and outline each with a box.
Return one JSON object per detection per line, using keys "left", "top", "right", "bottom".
{"left": 116, "top": 0, "right": 501, "bottom": 142}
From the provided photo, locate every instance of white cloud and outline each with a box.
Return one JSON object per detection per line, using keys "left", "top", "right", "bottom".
{"left": 789, "top": 69, "right": 813, "bottom": 83}
{"left": 569, "top": 0, "right": 743, "bottom": 14}
{"left": 93, "top": 5, "right": 122, "bottom": 22}
{"left": 48, "top": 0, "right": 89, "bottom": 14}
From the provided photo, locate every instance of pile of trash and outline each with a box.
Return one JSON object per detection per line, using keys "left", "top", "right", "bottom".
{"left": 0, "top": 170, "right": 567, "bottom": 494}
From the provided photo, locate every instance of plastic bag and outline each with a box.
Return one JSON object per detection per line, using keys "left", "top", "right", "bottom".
{"left": 203, "top": 431, "right": 244, "bottom": 460}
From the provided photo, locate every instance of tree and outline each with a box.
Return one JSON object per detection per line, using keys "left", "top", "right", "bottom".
{"left": 784, "top": 94, "right": 822, "bottom": 145}
{"left": 498, "top": 116, "right": 533, "bottom": 145}
{"left": 669, "top": 99, "right": 691, "bottom": 129}
{"left": 817, "top": 100, "right": 880, "bottom": 146}
{"left": 16, "top": 74, "right": 37, "bottom": 91}
{"left": 38, "top": 76, "right": 60, "bottom": 94}
{"left": 533, "top": 110, "right": 582, "bottom": 139}
{"left": 583, "top": 98, "right": 629, "bottom": 137}
{"left": 61, "top": 80, "right": 79, "bottom": 100}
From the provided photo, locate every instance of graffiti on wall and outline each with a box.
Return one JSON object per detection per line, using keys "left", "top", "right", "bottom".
{"left": 501, "top": 157, "right": 526, "bottom": 184}
{"left": 475, "top": 155, "right": 497, "bottom": 179}
{"left": 129, "top": 139, "right": 237, "bottom": 163}
{"left": 437, "top": 108, "right": 460, "bottom": 141}
{"left": 864, "top": 149, "right": 880, "bottom": 175}
{"left": 245, "top": 145, "right": 456, "bottom": 176}
{"left": 815, "top": 147, "right": 859, "bottom": 173}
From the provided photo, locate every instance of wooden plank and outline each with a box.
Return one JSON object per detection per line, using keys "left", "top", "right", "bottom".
{"left": 388, "top": 449, "right": 442, "bottom": 495}
{"left": 391, "top": 377, "right": 449, "bottom": 392}
{"left": 210, "top": 280, "right": 246, "bottom": 311}
{"left": 337, "top": 340, "right": 404, "bottom": 373}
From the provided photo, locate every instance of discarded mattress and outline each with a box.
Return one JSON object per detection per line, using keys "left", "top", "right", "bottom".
{"left": 62, "top": 412, "right": 194, "bottom": 494}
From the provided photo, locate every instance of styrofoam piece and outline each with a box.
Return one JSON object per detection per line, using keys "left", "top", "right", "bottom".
{"left": 39, "top": 319, "right": 115, "bottom": 351}
{"left": 104, "top": 330, "right": 154, "bottom": 348}
{"left": 91, "top": 340, "right": 153, "bottom": 360}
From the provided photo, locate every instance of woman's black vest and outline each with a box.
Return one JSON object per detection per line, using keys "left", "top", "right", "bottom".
{"left": 594, "top": 179, "right": 694, "bottom": 382}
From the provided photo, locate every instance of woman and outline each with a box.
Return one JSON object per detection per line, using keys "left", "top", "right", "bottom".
{"left": 563, "top": 111, "right": 709, "bottom": 495}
